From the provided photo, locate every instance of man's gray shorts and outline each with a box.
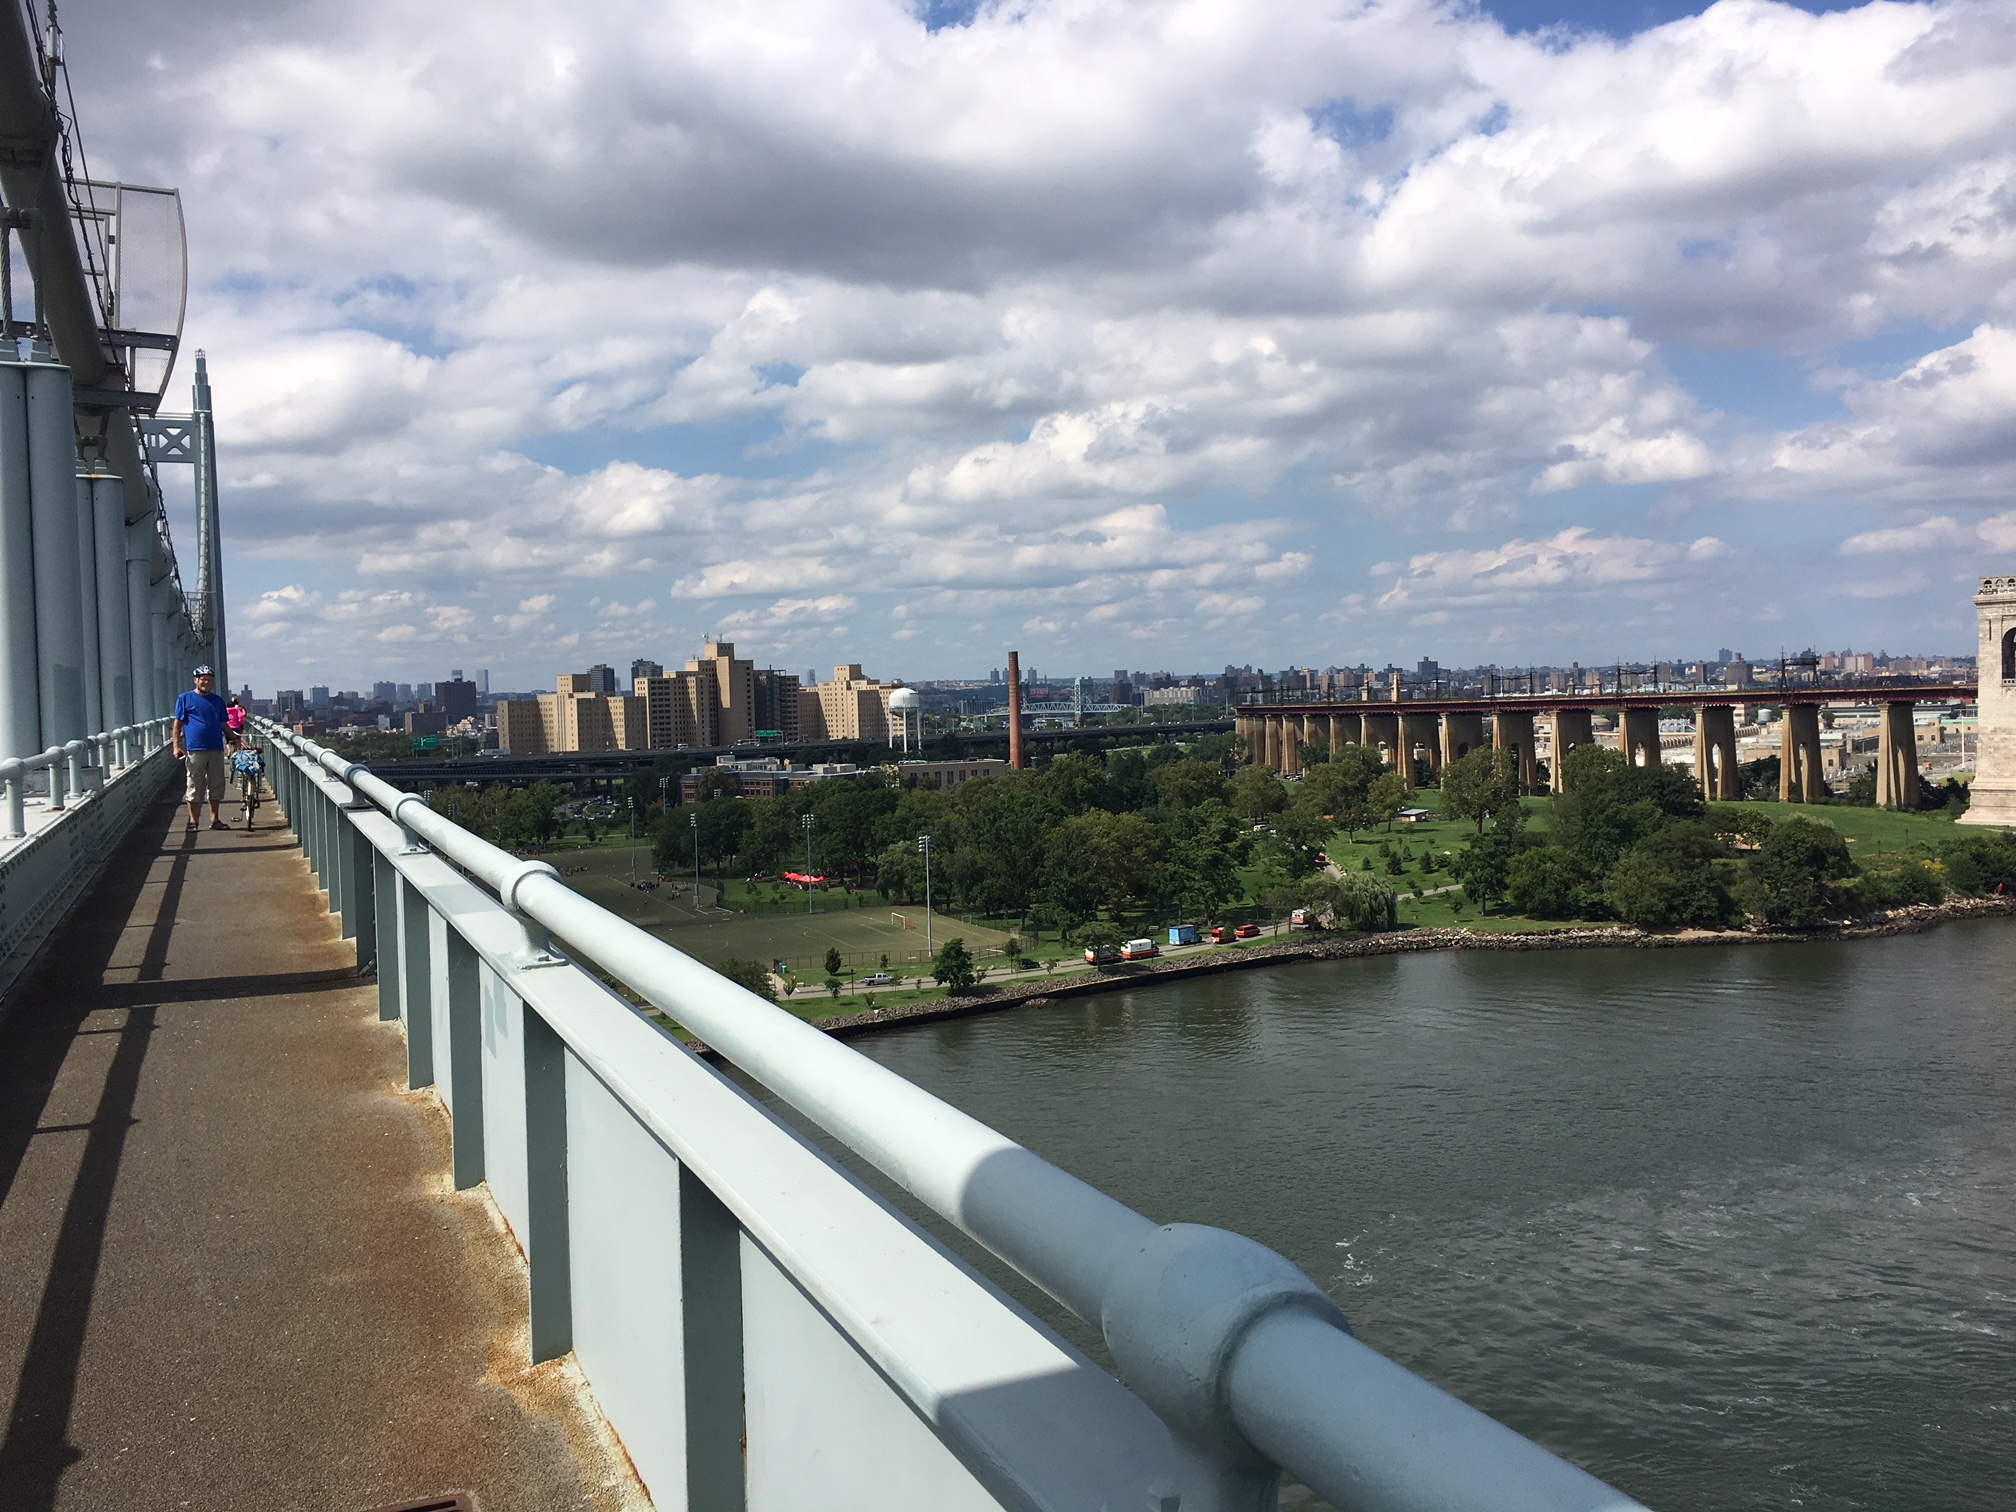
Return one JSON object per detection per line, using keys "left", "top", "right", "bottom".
{"left": 184, "top": 750, "right": 227, "bottom": 805}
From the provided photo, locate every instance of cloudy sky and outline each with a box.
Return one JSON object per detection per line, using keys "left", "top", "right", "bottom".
{"left": 60, "top": 0, "right": 2016, "bottom": 691}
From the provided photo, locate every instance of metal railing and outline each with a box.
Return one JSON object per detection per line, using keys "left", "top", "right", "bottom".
{"left": 256, "top": 716, "right": 1650, "bottom": 1512}
{"left": 0, "top": 716, "right": 176, "bottom": 1001}
{"left": 0, "top": 718, "right": 173, "bottom": 837}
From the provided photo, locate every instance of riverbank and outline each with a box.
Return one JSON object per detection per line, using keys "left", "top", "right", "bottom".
{"left": 777, "top": 894, "right": 2016, "bottom": 1044}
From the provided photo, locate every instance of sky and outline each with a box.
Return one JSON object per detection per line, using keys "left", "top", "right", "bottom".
{"left": 56, "top": 0, "right": 2016, "bottom": 691}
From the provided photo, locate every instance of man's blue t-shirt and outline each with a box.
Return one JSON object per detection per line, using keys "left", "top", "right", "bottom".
{"left": 174, "top": 691, "right": 228, "bottom": 752}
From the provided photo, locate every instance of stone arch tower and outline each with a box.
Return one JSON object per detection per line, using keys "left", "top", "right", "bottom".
{"left": 1961, "top": 575, "right": 2016, "bottom": 827}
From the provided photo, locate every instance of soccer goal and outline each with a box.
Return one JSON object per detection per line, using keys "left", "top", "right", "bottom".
{"left": 891, "top": 912, "right": 915, "bottom": 930}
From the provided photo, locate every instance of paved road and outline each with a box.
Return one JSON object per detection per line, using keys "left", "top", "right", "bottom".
{"left": 0, "top": 796, "right": 638, "bottom": 1512}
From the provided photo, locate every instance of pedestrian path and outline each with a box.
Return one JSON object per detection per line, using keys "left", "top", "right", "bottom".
{"left": 0, "top": 794, "right": 639, "bottom": 1512}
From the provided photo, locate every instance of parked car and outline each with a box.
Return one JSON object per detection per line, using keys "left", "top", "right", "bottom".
{"left": 1084, "top": 943, "right": 1121, "bottom": 964}
{"left": 1234, "top": 923, "right": 1261, "bottom": 939}
{"left": 861, "top": 972, "right": 894, "bottom": 986}
{"left": 1120, "top": 938, "right": 1159, "bottom": 961}
{"left": 1210, "top": 925, "right": 1230, "bottom": 943}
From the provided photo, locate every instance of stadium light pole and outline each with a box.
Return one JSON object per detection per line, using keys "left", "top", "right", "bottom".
{"left": 917, "top": 833, "right": 933, "bottom": 956}
{"left": 689, "top": 812, "right": 699, "bottom": 904}
{"left": 628, "top": 797, "right": 637, "bottom": 886}
{"left": 802, "top": 812, "right": 816, "bottom": 915}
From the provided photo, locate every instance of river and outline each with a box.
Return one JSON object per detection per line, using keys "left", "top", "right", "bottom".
{"left": 836, "top": 921, "right": 2016, "bottom": 1510}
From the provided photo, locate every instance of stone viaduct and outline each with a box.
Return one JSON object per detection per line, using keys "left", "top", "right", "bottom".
{"left": 1235, "top": 678, "right": 1977, "bottom": 812}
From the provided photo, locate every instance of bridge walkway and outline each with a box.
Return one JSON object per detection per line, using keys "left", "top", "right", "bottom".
{"left": 0, "top": 792, "right": 638, "bottom": 1512}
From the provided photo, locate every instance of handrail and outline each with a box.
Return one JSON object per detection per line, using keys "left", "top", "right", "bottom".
{"left": 0, "top": 717, "right": 172, "bottom": 838}
{"left": 256, "top": 715, "right": 1652, "bottom": 1512}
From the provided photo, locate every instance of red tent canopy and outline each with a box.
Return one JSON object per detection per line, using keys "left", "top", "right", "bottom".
{"left": 782, "top": 871, "right": 829, "bottom": 886}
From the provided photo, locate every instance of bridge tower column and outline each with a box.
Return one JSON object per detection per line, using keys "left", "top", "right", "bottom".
{"left": 1695, "top": 705, "right": 1740, "bottom": 800}
{"left": 1328, "top": 711, "right": 1355, "bottom": 753}
{"left": 1875, "top": 701, "right": 1921, "bottom": 810}
{"left": 1362, "top": 711, "right": 1399, "bottom": 780}
{"left": 1620, "top": 707, "right": 1662, "bottom": 767}
{"left": 1283, "top": 714, "right": 1306, "bottom": 776}
{"left": 1961, "top": 574, "right": 2016, "bottom": 826}
{"left": 1493, "top": 710, "right": 1537, "bottom": 792}
{"left": 1400, "top": 712, "right": 1439, "bottom": 788}
{"left": 1302, "top": 712, "right": 1325, "bottom": 765}
{"left": 1549, "top": 709, "right": 1595, "bottom": 791}
{"left": 1780, "top": 703, "right": 1824, "bottom": 802}
{"left": 1441, "top": 711, "right": 1486, "bottom": 769}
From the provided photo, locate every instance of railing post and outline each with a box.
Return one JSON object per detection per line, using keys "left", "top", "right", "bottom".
{"left": 400, "top": 877, "right": 434, "bottom": 1089}
{"left": 445, "top": 927, "right": 484, "bottom": 1188}
{"left": 0, "top": 759, "right": 23, "bottom": 838}
{"left": 341, "top": 807, "right": 371, "bottom": 949}
{"left": 44, "top": 747, "right": 66, "bottom": 810}
{"left": 680, "top": 1167, "right": 748, "bottom": 1512}
{"left": 373, "top": 849, "right": 399, "bottom": 1021}
{"left": 524, "top": 1006, "right": 572, "bottom": 1363}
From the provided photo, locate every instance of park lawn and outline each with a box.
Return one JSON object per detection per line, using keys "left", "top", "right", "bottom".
{"left": 1708, "top": 798, "right": 1991, "bottom": 853}
{"left": 554, "top": 839, "right": 1014, "bottom": 975}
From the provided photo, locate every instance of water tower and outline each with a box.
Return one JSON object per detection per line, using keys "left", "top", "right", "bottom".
{"left": 888, "top": 686, "right": 921, "bottom": 753}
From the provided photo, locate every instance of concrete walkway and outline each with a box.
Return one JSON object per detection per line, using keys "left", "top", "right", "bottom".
{"left": 0, "top": 791, "right": 641, "bottom": 1512}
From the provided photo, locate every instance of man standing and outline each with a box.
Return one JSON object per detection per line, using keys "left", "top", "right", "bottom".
{"left": 173, "top": 665, "right": 230, "bottom": 831}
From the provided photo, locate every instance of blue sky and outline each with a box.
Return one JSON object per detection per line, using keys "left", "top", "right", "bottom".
{"left": 67, "top": 0, "right": 2016, "bottom": 691}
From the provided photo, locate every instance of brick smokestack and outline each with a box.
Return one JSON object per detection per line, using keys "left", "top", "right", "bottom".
{"left": 1006, "top": 651, "right": 1025, "bottom": 769}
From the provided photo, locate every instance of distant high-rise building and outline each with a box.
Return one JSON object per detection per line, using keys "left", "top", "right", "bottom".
{"left": 416, "top": 682, "right": 434, "bottom": 701}
{"left": 1717, "top": 648, "right": 1733, "bottom": 664}
{"left": 276, "top": 689, "right": 305, "bottom": 715}
{"left": 437, "top": 675, "right": 478, "bottom": 723}
{"left": 585, "top": 663, "right": 618, "bottom": 694}
{"left": 1415, "top": 659, "right": 1440, "bottom": 681}
{"left": 752, "top": 669, "right": 802, "bottom": 741}
{"left": 371, "top": 680, "right": 397, "bottom": 702}
{"left": 800, "top": 663, "right": 897, "bottom": 743}
{"left": 396, "top": 683, "right": 414, "bottom": 702}
{"left": 476, "top": 669, "right": 490, "bottom": 695}
{"left": 309, "top": 685, "right": 331, "bottom": 707}
{"left": 631, "top": 658, "right": 663, "bottom": 682}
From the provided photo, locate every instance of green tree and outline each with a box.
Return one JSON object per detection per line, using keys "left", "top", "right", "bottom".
{"left": 1149, "top": 757, "right": 1230, "bottom": 813}
{"left": 717, "top": 958, "right": 777, "bottom": 1003}
{"left": 1602, "top": 822, "right": 1735, "bottom": 928}
{"left": 1449, "top": 831, "right": 1536, "bottom": 912}
{"left": 1549, "top": 745, "right": 1702, "bottom": 873}
{"left": 823, "top": 946, "right": 843, "bottom": 979}
{"left": 1366, "top": 770, "right": 1408, "bottom": 831}
{"left": 1505, "top": 847, "right": 1590, "bottom": 919}
{"left": 1230, "top": 764, "right": 1287, "bottom": 823}
{"left": 1155, "top": 800, "right": 1247, "bottom": 922}
{"left": 932, "top": 937, "right": 978, "bottom": 991}
{"left": 1438, "top": 748, "right": 1522, "bottom": 834}
{"left": 1742, "top": 815, "right": 1857, "bottom": 926}
{"left": 1302, "top": 870, "right": 1397, "bottom": 932}
{"left": 1940, "top": 831, "right": 2016, "bottom": 895}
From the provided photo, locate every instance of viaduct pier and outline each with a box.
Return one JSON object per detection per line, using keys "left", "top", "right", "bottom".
{"left": 1235, "top": 679, "right": 1977, "bottom": 810}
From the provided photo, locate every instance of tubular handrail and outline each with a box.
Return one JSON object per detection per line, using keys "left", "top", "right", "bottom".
{"left": 0, "top": 717, "right": 173, "bottom": 838}
{"left": 256, "top": 716, "right": 1650, "bottom": 1512}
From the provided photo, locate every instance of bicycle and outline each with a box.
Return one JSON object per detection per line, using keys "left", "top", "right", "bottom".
{"left": 230, "top": 746, "right": 266, "bottom": 831}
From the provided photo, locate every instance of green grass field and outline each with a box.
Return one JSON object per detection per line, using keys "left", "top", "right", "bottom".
{"left": 547, "top": 837, "right": 1013, "bottom": 979}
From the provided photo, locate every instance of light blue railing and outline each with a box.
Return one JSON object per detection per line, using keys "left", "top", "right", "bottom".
{"left": 257, "top": 717, "right": 1649, "bottom": 1512}
{"left": 0, "top": 716, "right": 175, "bottom": 999}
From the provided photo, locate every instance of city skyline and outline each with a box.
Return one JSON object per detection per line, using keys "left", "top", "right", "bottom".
{"left": 62, "top": 0, "right": 2016, "bottom": 689}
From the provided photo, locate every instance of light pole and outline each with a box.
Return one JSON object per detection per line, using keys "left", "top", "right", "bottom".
{"left": 917, "top": 833, "right": 932, "bottom": 956}
{"left": 802, "top": 813, "right": 817, "bottom": 914}
{"left": 628, "top": 796, "right": 637, "bottom": 886}
{"left": 689, "top": 812, "right": 700, "bottom": 905}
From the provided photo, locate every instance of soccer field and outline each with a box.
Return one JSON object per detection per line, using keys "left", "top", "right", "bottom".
{"left": 554, "top": 842, "right": 1013, "bottom": 972}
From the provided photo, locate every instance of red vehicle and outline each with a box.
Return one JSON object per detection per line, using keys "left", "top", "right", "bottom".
{"left": 1234, "top": 923, "right": 1261, "bottom": 939}
{"left": 1120, "top": 938, "right": 1159, "bottom": 961}
{"left": 1210, "top": 925, "right": 1230, "bottom": 943}
{"left": 1084, "top": 943, "right": 1121, "bottom": 964}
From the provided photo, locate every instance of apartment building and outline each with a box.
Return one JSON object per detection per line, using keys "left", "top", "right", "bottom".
{"left": 801, "top": 663, "right": 898, "bottom": 743}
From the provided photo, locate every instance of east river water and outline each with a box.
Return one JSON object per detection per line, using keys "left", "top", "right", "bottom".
{"left": 821, "top": 922, "right": 2016, "bottom": 1510}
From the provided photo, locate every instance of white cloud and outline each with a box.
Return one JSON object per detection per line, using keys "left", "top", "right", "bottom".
{"left": 56, "top": 0, "right": 2016, "bottom": 684}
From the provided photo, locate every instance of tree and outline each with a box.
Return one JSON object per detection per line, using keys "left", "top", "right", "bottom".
{"left": 717, "top": 958, "right": 777, "bottom": 1003}
{"left": 1439, "top": 748, "right": 1522, "bottom": 834}
{"left": 1366, "top": 771, "right": 1408, "bottom": 831}
{"left": 1505, "top": 847, "right": 1589, "bottom": 919}
{"left": 1296, "top": 744, "right": 1386, "bottom": 838}
{"left": 1230, "top": 764, "right": 1287, "bottom": 822}
{"left": 1741, "top": 815, "right": 1856, "bottom": 926}
{"left": 1449, "top": 831, "right": 1536, "bottom": 913}
{"left": 1302, "top": 870, "right": 1397, "bottom": 932}
{"left": 932, "top": 937, "right": 978, "bottom": 991}
{"left": 823, "top": 946, "right": 843, "bottom": 979}
{"left": 1149, "top": 757, "right": 1230, "bottom": 813}
{"left": 1939, "top": 831, "right": 2016, "bottom": 895}
{"left": 1549, "top": 746, "right": 1702, "bottom": 874}
{"left": 1602, "top": 822, "right": 1735, "bottom": 928}
{"left": 1155, "top": 800, "right": 1247, "bottom": 922}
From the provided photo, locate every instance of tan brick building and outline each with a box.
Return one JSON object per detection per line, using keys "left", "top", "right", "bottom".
{"left": 801, "top": 664, "right": 897, "bottom": 743}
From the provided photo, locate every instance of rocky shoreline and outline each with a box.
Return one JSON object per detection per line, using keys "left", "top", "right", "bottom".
{"left": 790, "top": 895, "right": 2016, "bottom": 1044}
